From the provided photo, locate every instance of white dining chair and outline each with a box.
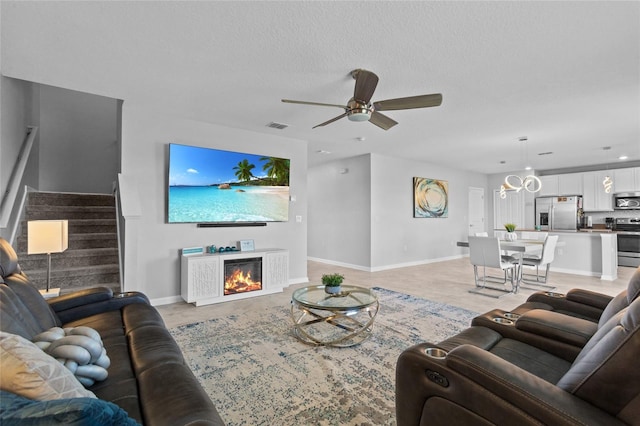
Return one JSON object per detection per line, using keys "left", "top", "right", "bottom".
{"left": 520, "top": 235, "right": 558, "bottom": 290}
{"left": 480, "top": 231, "right": 519, "bottom": 260}
{"left": 467, "top": 236, "right": 518, "bottom": 298}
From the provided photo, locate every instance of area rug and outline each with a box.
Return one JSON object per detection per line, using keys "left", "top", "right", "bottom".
{"left": 169, "top": 287, "right": 479, "bottom": 426}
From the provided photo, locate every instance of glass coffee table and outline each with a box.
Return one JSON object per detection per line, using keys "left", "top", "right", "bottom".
{"left": 290, "top": 285, "right": 379, "bottom": 347}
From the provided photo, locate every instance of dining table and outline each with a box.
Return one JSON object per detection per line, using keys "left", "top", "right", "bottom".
{"left": 457, "top": 239, "right": 545, "bottom": 293}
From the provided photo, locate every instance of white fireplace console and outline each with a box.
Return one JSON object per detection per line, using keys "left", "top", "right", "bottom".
{"left": 180, "top": 248, "right": 289, "bottom": 306}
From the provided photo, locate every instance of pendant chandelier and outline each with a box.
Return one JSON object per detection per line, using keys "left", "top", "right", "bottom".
{"left": 602, "top": 146, "right": 613, "bottom": 193}
{"left": 499, "top": 137, "right": 542, "bottom": 199}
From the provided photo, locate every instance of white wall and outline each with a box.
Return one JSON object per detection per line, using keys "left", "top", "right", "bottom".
{"left": 307, "top": 155, "right": 371, "bottom": 267}
{"left": 120, "top": 105, "right": 308, "bottom": 301}
{"left": 308, "top": 153, "right": 488, "bottom": 271}
{"left": 38, "top": 85, "right": 119, "bottom": 194}
{"left": 370, "top": 153, "right": 487, "bottom": 270}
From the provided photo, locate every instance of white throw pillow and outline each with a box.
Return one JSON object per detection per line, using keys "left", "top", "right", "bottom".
{"left": 0, "top": 331, "right": 96, "bottom": 400}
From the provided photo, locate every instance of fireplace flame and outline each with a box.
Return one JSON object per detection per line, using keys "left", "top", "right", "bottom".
{"left": 224, "top": 269, "right": 262, "bottom": 295}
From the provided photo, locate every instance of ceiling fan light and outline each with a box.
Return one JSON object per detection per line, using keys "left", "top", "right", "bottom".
{"left": 348, "top": 111, "right": 370, "bottom": 122}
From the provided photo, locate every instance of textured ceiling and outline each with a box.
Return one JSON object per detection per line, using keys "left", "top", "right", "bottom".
{"left": 2, "top": 1, "right": 639, "bottom": 174}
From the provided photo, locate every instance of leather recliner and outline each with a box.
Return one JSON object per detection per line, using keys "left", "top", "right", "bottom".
{"left": 468, "top": 267, "right": 640, "bottom": 362}
{"left": 513, "top": 266, "right": 640, "bottom": 325}
{"left": 396, "top": 287, "right": 640, "bottom": 425}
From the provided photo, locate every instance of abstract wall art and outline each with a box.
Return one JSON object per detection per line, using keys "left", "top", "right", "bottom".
{"left": 413, "top": 177, "right": 448, "bottom": 218}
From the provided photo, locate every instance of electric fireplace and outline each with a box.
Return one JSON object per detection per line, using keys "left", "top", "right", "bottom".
{"left": 181, "top": 248, "right": 289, "bottom": 306}
{"left": 224, "top": 257, "right": 262, "bottom": 295}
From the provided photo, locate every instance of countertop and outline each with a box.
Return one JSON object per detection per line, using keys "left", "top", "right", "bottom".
{"left": 498, "top": 228, "right": 611, "bottom": 233}
{"left": 498, "top": 228, "right": 638, "bottom": 235}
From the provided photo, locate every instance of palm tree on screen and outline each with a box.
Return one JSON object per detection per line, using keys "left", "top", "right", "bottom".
{"left": 260, "top": 157, "right": 290, "bottom": 186}
{"left": 233, "top": 159, "right": 255, "bottom": 182}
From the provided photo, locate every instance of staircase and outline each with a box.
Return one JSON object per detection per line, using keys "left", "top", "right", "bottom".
{"left": 16, "top": 192, "right": 120, "bottom": 294}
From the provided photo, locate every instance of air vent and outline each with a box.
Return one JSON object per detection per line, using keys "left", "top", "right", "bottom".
{"left": 538, "top": 152, "right": 554, "bottom": 156}
{"left": 266, "top": 122, "right": 289, "bottom": 130}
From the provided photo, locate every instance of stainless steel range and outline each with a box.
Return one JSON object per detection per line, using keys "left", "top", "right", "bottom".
{"left": 615, "top": 218, "right": 640, "bottom": 267}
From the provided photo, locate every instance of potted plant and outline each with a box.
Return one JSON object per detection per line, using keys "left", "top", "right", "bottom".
{"left": 322, "top": 273, "right": 344, "bottom": 294}
{"left": 504, "top": 223, "right": 517, "bottom": 241}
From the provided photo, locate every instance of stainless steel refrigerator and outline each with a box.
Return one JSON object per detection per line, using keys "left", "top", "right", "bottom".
{"left": 535, "top": 196, "right": 583, "bottom": 231}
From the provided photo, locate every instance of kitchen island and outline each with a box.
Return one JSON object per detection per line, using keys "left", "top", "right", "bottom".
{"left": 494, "top": 229, "right": 618, "bottom": 281}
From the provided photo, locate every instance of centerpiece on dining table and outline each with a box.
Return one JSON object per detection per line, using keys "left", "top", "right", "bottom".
{"left": 504, "top": 223, "right": 517, "bottom": 241}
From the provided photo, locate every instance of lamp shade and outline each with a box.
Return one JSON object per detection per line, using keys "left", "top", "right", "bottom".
{"left": 27, "top": 220, "right": 69, "bottom": 254}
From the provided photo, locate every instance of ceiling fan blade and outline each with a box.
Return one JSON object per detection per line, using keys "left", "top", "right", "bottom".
{"left": 369, "top": 111, "right": 398, "bottom": 130}
{"left": 282, "top": 99, "right": 347, "bottom": 110}
{"left": 373, "top": 94, "right": 443, "bottom": 111}
{"left": 312, "top": 112, "right": 348, "bottom": 129}
{"left": 353, "top": 69, "right": 379, "bottom": 104}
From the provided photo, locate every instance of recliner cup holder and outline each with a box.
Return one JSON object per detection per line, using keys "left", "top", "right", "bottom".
{"left": 424, "top": 348, "right": 448, "bottom": 359}
{"left": 492, "top": 317, "right": 514, "bottom": 325}
{"left": 545, "top": 291, "right": 564, "bottom": 298}
{"left": 503, "top": 312, "right": 521, "bottom": 320}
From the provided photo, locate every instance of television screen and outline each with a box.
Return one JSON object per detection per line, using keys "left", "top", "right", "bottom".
{"left": 168, "top": 144, "right": 290, "bottom": 223}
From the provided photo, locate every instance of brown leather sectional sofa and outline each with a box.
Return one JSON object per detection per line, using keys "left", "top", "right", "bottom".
{"left": 0, "top": 238, "right": 224, "bottom": 425}
{"left": 396, "top": 267, "right": 640, "bottom": 425}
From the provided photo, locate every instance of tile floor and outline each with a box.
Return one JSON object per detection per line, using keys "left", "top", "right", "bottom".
{"left": 157, "top": 258, "right": 635, "bottom": 328}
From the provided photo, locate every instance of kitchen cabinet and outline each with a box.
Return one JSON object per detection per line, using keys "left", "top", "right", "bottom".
{"left": 537, "top": 175, "right": 559, "bottom": 196}
{"left": 613, "top": 167, "right": 640, "bottom": 193}
{"left": 558, "top": 173, "right": 583, "bottom": 196}
{"left": 493, "top": 189, "right": 525, "bottom": 230}
{"left": 582, "top": 170, "right": 613, "bottom": 211}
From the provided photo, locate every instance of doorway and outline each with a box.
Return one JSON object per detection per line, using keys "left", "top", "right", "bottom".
{"left": 468, "top": 187, "right": 485, "bottom": 236}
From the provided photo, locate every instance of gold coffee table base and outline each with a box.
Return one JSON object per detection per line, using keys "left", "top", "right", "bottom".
{"left": 290, "top": 287, "right": 379, "bottom": 347}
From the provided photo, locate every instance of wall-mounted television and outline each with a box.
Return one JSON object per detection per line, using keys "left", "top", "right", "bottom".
{"left": 168, "top": 143, "right": 290, "bottom": 224}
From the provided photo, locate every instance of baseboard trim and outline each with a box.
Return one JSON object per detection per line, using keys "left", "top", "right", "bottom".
{"left": 307, "top": 254, "right": 468, "bottom": 273}
{"left": 288, "top": 276, "right": 309, "bottom": 286}
{"left": 548, "top": 266, "right": 600, "bottom": 278}
{"left": 150, "top": 295, "right": 183, "bottom": 306}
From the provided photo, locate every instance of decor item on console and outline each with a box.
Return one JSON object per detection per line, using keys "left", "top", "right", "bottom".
{"left": 167, "top": 143, "right": 290, "bottom": 225}
{"left": 504, "top": 223, "right": 517, "bottom": 241}
{"left": 321, "top": 273, "right": 344, "bottom": 294}
{"left": 413, "top": 177, "right": 448, "bottom": 218}
{"left": 0, "top": 238, "right": 224, "bottom": 425}
{"left": 238, "top": 239, "right": 255, "bottom": 251}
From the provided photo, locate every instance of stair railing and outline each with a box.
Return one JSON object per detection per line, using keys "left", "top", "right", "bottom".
{"left": 0, "top": 126, "right": 39, "bottom": 244}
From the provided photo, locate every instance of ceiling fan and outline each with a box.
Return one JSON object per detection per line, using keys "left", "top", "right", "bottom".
{"left": 282, "top": 69, "right": 442, "bottom": 130}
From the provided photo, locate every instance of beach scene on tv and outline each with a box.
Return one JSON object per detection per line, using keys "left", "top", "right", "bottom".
{"left": 168, "top": 144, "right": 290, "bottom": 223}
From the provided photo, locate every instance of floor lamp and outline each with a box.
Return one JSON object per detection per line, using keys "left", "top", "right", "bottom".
{"left": 27, "top": 220, "right": 68, "bottom": 298}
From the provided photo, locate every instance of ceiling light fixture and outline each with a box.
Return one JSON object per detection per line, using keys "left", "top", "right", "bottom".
{"left": 619, "top": 155, "right": 628, "bottom": 160}
{"left": 500, "top": 136, "right": 542, "bottom": 199}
